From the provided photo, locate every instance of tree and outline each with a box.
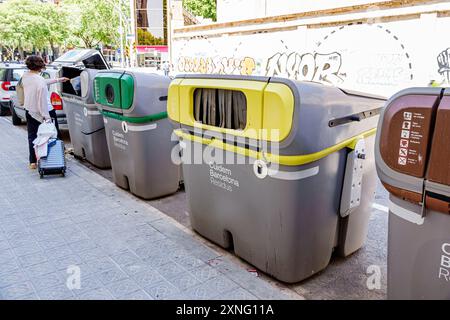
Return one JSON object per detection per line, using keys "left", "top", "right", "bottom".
{"left": 0, "top": 0, "right": 69, "bottom": 59}
{"left": 183, "top": 0, "right": 217, "bottom": 21}
{"left": 36, "top": 3, "right": 70, "bottom": 58}
{"left": 0, "top": 0, "right": 125, "bottom": 60}
{"left": 0, "top": 0, "right": 36, "bottom": 59}
{"left": 137, "top": 29, "right": 165, "bottom": 46}
{"left": 64, "top": 0, "right": 123, "bottom": 49}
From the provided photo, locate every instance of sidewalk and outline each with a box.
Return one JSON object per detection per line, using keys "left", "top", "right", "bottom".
{"left": 0, "top": 118, "right": 295, "bottom": 300}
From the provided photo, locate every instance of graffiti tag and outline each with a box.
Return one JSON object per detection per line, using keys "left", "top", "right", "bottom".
{"left": 178, "top": 56, "right": 257, "bottom": 75}
{"left": 264, "top": 52, "right": 344, "bottom": 84}
{"left": 356, "top": 53, "right": 409, "bottom": 86}
{"left": 438, "top": 48, "right": 450, "bottom": 84}
{"left": 357, "top": 67, "right": 406, "bottom": 86}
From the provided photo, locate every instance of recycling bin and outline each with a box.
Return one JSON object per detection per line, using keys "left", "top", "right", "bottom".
{"left": 61, "top": 50, "right": 111, "bottom": 169}
{"left": 168, "top": 74, "right": 386, "bottom": 283}
{"left": 94, "top": 71, "right": 180, "bottom": 199}
{"left": 375, "top": 87, "right": 450, "bottom": 299}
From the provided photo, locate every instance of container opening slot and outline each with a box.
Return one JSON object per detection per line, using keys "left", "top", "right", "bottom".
{"left": 425, "top": 191, "right": 450, "bottom": 215}
{"left": 194, "top": 88, "right": 247, "bottom": 130}
{"left": 61, "top": 67, "right": 82, "bottom": 96}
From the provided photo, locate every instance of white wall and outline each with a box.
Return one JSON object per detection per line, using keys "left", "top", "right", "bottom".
{"left": 217, "top": 0, "right": 265, "bottom": 22}
{"left": 173, "top": 13, "right": 450, "bottom": 97}
{"left": 217, "top": 0, "right": 389, "bottom": 22}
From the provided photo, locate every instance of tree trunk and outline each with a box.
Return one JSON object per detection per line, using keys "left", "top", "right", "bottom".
{"left": 54, "top": 46, "right": 60, "bottom": 60}
{"left": 6, "top": 47, "right": 15, "bottom": 60}
{"left": 50, "top": 40, "right": 59, "bottom": 61}
{"left": 18, "top": 47, "right": 25, "bottom": 60}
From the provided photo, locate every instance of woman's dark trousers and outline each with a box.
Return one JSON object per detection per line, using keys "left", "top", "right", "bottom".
{"left": 26, "top": 111, "right": 40, "bottom": 164}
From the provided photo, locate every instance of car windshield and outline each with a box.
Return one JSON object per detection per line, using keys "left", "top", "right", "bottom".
{"left": 54, "top": 49, "right": 93, "bottom": 63}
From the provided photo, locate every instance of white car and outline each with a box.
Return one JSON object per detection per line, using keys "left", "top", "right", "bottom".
{"left": 0, "top": 63, "right": 27, "bottom": 116}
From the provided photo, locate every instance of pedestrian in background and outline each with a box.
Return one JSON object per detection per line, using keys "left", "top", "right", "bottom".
{"left": 162, "top": 61, "right": 170, "bottom": 77}
{"left": 22, "top": 55, "right": 68, "bottom": 169}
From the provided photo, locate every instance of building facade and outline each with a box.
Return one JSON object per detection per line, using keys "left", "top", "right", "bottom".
{"left": 133, "top": 0, "right": 168, "bottom": 67}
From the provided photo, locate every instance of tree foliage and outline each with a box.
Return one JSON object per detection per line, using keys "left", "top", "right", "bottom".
{"left": 183, "top": 0, "right": 217, "bottom": 21}
{"left": 64, "top": 0, "right": 123, "bottom": 49}
{"left": 137, "top": 29, "right": 165, "bottom": 46}
{"left": 0, "top": 0, "right": 125, "bottom": 59}
{"left": 0, "top": 0, "right": 70, "bottom": 58}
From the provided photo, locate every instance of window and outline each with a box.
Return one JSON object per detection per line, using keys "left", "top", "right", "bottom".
{"left": 41, "top": 72, "right": 51, "bottom": 80}
{"left": 55, "top": 49, "right": 91, "bottom": 63}
{"left": 135, "top": 0, "right": 167, "bottom": 45}
{"left": 194, "top": 88, "right": 247, "bottom": 130}
{"left": 0, "top": 69, "right": 7, "bottom": 81}
{"left": 82, "top": 54, "right": 108, "bottom": 70}
{"left": 12, "top": 69, "right": 26, "bottom": 81}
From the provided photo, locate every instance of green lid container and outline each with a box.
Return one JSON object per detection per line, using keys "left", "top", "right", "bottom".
{"left": 94, "top": 72, "right": 134, "bottom": 110}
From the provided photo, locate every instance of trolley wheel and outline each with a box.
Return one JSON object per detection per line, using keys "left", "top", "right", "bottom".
{"left": 61, "top": 171, "right": 65, "bottom": 177}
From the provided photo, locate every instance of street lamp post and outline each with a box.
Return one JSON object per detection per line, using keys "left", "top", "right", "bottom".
{"left": 119, "top": 14, "right": 125, "bottom": 68}
{"left": 129, "top": 0, "right": 137, "bottom": 68}
{"left": 103, "top": 0, "right": 132, "bottom": 68}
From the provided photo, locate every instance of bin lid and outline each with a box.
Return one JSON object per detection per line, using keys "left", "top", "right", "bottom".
{"left": 95, "top": 71, "right": 170, "bottom": 122}
{"left": 169, "top": 74, "right": 384, "bottom": 151}
{"left": 51, "top": 49, "right": 109, "bottom": 70}
{"left": 376, "top": 87, "right": 450, "bottom": 214}
{"left": 94, "top": 71, "right": 134, "bottom": 111}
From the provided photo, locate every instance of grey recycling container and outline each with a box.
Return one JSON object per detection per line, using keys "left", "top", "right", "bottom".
{"left": 168, "top": 74, "right": 386, "bottom": 283}
{"left": 61, "top": 50, "right": 111, "bottom": 168}
{"left": 94, "top": 70, "right": 181, "bottom": 199}
{"left": 375, "top": 87, "right": 450, "bottom": 299}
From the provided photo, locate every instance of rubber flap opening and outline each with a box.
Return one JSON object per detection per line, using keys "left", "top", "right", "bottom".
{"left": 193, "top": 88, "right": 247, "bottom": 130}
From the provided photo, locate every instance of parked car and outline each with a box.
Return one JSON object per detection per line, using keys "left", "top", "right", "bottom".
{"left": 10, "top": 49, "right": 109, "bottom": 127}
{"left": 0, "top": 63, "right": 27, "bottom": 116}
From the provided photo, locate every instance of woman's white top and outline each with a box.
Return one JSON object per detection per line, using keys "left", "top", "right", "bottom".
{"left": 22, "top": 71, "right": 58, "bottom": 122}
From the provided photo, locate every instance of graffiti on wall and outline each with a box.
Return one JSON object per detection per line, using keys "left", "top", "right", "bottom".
{"left": 177, "top": 51, "right": 345, "bottom": 85}
{"left": 356, "top": 53, "right": 409, "bottom": 86}
{"left": 177, "top": 56, "right": 257, "bottom": 75}
{"left": 438, "top": 48, "right": 450, "bottom": 84}
{"left": 174, "top": 23, "right": 420, "bottom": 96}
{"left": 316, "top": 24, "right": 414, "bottom": 88}
{"left": 264, "top": 52, "right": 345, "bottom": 84}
